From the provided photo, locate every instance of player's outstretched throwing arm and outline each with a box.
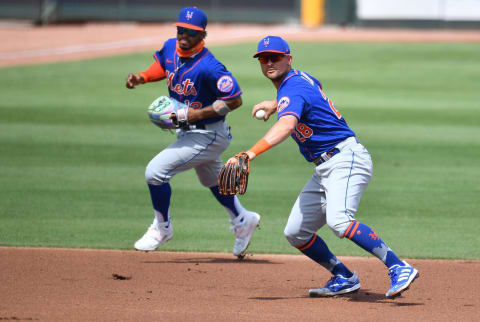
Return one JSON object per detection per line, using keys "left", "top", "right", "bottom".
{"left": 242, "top": 113, "right": 297, "bottom": 162}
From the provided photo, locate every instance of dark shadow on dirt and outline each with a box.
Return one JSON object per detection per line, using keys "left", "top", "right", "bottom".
{"left": 142, "top": 257, "right": 281, "bottom": 265}
{"left": 249, "top": 296, "right": 304, "bottom": 301}
{"left": 344, "top": 289, "right": 425, "bottom": 306}
{"left": 249, "top": 290, "right": 424, "bottom": 306}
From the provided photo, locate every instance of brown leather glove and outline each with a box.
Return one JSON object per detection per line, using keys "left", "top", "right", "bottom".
{"left": 218, "top": 152, "right": 250, "bottom": 195}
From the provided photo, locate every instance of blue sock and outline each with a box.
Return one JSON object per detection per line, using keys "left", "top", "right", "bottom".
{"left": 210, "top": 185, "right": 240, "bottom": 217}
{"left": 344, "top": 221, "right": 404, "bottom": 268}
{"left": 298, "top": 234, "right": 353, "bottom": 278}
{"left": 147, "top": 183, "right": 171, "bottom": 221}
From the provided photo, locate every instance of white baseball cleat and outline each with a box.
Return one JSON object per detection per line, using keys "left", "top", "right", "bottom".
{"left": 134, "top": 219, "right": 173, "bottom": 252}
{"left": 230, "top": 211, "right": 261, "bottom": 259}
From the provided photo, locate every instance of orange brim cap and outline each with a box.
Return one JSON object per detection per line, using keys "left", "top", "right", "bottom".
{"left": 175, "top": 7, "right": 207, "bottom": 31}
{"left": 173, "top": 22, "right": 205, "bottom": 31}
{"left": 253, "top": 36, "right": 290, "bottom": 58}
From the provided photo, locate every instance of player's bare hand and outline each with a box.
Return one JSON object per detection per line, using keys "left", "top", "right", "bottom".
{"left": 168, "top": 112, "right": 177, "bottom": 122}
{"left": 168, "top": 106, "right": 191, "bottom": 127}
{"left": 226, "top": 151, "right": 255, "bottom": 164}
{"left": 126, "top": 73, "right": 144, "bottom": 89}
{"left": 252, "top": 100, "right": 277, "bottom": 121}
{"left": 226, "top": 156, "right": 239, "bottom": 165}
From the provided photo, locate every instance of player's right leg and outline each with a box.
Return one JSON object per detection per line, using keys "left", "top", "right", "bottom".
{"left": 135, "top": 133, "right": 214, "bottom": 251}
{"left": 133, "top": 184, "right": 173, "bottom": 251}
{"left": 284, "top": 175, "right": 360, "bottom": 297}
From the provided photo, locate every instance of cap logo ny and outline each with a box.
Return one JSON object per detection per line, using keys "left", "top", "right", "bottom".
{"left": 263, "top": 38, "right": 269, "bottom": 47}
{"left": 186, "top": 11, "right": 194, "bottom": 20}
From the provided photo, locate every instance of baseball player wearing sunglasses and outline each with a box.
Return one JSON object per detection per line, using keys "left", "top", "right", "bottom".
{"left": 223, "top": 36, "right": 419, "bottom": 297}
{"left": 125, "top": 7, "right": 260, "bottom": 259}
{"left": 177, "top": 26, "right": 200, "bottom": 37}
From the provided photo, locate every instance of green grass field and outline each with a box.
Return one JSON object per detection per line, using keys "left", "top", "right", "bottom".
{"left": 1, "top": 42, "right": 479, "bottom": 259}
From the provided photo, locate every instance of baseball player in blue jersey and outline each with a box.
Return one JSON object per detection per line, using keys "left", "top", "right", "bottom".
{"left": 224, "top": 36, "right": 419, "bottom": 297}
{"left": 125, "top": 7, "right": 260, "bottom": 258}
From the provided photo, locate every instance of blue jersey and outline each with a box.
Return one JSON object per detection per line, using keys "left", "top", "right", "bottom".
{"left": 276, "top": 69, "right": 355, "bottom": 162}
{"left": 154, "top": 38, "right": 242, "bottom": 125}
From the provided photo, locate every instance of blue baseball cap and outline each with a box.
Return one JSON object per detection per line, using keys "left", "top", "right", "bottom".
{"left": 174, "top": 7, "right": 208, "bottom": 31}
{"left": 253, "top": 36, "right": 291, "bottom": 58}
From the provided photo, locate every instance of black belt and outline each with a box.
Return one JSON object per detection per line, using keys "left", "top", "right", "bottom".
{"left": 313, "top": 148, "right": 340, "bottom": 165}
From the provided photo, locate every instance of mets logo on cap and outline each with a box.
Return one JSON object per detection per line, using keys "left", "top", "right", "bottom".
{"left": 263, "top": 37, "right": 270, "bottom": 47}
{"left": 186, "top": 10, "right": 194, "bottom": 20}
{"left": 277, "top": 96, "right": 290, "bottom": 112}
{"left": 217, "top": 75, "right": 234, "bottom": 93}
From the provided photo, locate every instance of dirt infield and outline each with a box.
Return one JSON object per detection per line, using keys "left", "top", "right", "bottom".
{"left": 1, "top": 247, "right": 479, "bottom": 321}
{"left": 1, "top": 23, "right": 479, "bottom": 321}
{"left": 1, "top": 22, "right": 480, "bottom": 67}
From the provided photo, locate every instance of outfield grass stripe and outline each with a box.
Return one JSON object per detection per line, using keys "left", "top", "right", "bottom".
{"left": 1, "top": 42, "right": 479, "bottom": 259}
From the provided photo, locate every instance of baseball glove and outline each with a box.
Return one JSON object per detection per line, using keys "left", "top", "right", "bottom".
{"left": 148, "top": 96, "right": 189, "bottom": 129}
{"left": 218, "top": 152, "right": 250, "bottom": 195}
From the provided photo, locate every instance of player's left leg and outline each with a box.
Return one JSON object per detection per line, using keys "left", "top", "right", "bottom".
{"left": 193, "top": 123, "right": 260, "bottom": 258}
{"left": 326, "top": 141, "right": 418, "bottom": 298}
{"left": 196, "top": 160, "right": 260, "bottom": 259}
{"left": 196, "top": 159, "right": 245, "bottom": 220}
{"left": 343, "top": 220, "right": 419, "bottom": 298}
{"left": 209, "top": 181, "right": 260, "bottom": 259}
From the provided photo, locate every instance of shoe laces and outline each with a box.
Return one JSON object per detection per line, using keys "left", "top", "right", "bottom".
{"left": 326, "top": 274, "right": 346, "bottom": 287}
{"left": 388, "top": 265, "right": 403, "bottom": 283}
{"left": 325, "top": 276, "right": 337, "bottom": 286}
{"left": 388, "top": 270, "right": 397, "bottom": 283}
{"left": 144, "top": 225, "right": 159, "bottom": 236}
{"left": 148, "top": 221, "right": 170, "bottom": 235}
{"left": 229, "top": 216, "right": 245, "bottom": 233}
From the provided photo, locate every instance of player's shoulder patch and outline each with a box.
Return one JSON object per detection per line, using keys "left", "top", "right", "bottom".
{"left": 217, "top": 75, "right": 234, "bottom": 93}
{"left": 277, "top": 96, "right": 290, "bottom": 112}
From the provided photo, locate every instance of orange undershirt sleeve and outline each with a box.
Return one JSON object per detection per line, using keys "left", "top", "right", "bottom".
{"left": 139, "top": 60, "right": 166, "bottom": 83}
{"left": 247, "top": 138, "right": 272, "bottom": 157}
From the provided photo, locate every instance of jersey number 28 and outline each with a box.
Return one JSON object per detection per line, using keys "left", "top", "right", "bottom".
{"left": 294, "top": 123, "right": 313, "bottom": 142}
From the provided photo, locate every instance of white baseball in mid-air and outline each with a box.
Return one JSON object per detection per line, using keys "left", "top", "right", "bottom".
{"left": 255, "top": 109, "right": 266, "bottom": 120}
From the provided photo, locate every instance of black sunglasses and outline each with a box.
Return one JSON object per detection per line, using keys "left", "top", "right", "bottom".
{"left": 177, "top": 27, "right": 200, "bottom": 37}
{"left": 258, "top": 54, "right": 285, "bottom": 64}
